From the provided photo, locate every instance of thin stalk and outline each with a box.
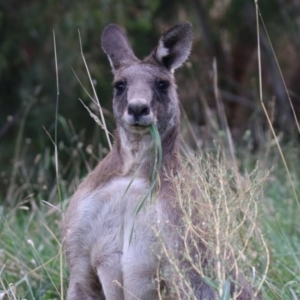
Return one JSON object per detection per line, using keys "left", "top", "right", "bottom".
{"left": 258, "top": 9, "right": 300, "bottom": 134}
{"left": 53, "top": 30, "right": 64, "bottom": 300}
{"left": 78, "top": 30, "right": 112, "bottom": 149}
{"left": 53, "top": 30, "right": 63, "bottom": 203}
{"left": 254, "top": 0, "right": 300, "bottom": 211}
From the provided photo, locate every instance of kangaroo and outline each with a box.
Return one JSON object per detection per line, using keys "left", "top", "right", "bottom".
{"left": 63, "top": 22, "right": 257, "bottom": 300}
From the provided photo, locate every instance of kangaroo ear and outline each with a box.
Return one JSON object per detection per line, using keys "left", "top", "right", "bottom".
{"left": 155, "top": 22, "right": 193, "bottom": 72}
{"left": 101, "top": 24, "right": 139, "bottom": 71}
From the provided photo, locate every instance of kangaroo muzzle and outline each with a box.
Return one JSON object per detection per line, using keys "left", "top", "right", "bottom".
{"left": 124, "top": 100, "right": 154, "bottom": 127}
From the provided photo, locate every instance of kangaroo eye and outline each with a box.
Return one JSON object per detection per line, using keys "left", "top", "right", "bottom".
{"left": 157, "top": 80, "right": 169, "bottom": 93}
{"left": 114, "top": 81, "right": 126, "bottom": 93}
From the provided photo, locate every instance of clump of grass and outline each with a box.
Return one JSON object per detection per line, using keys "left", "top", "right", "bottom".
{"left": 2, "top": 143, "right": 299, "bottom": 299}
{"left": 0, "top": 198, "right": 65, "bottom": 299}
{"left": 258, "top": 144, "right": 300, "bottom": 299}
{"left": 0, "top": 112, "right": 102, "bottom": 299}
{"left": 156, "top": 151, "right": 269, "bottom": 299}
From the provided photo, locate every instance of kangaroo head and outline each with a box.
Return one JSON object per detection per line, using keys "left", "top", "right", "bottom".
{"left": 101, "top": 22, "right": 193, "bottom": 139}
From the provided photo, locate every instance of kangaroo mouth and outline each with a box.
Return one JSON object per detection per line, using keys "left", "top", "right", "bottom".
{"left": 132, "top": 121, "right": 150, "bottom": 127}
{"left": 124, "top": 120, "right": 154, "bottom": 134}
{"left": 128, "top": 123, "right": 151, "bottom": 132}
{"left": 127, "top": 118, "right": 153, "bottom": 127}
{"left": 124, "top": 116, "right": 154, "bottom": 130}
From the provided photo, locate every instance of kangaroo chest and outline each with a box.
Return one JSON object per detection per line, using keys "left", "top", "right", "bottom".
{"left": 75, "top": 176, "right": 161, "bottom": 255}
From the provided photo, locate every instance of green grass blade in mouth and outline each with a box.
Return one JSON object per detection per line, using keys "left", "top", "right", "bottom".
{"left": 149, "top": 124, "right": 162, "bottom": 177}
{"left": 149, "top": 124, "right": 163, "bottom": 200}
{"left": 133, "top": 124, "right": 162, "bottom": 215}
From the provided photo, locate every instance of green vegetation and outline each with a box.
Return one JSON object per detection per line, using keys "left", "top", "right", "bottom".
{"left": 1, "top": 133, "right": 300, "bottom": 299}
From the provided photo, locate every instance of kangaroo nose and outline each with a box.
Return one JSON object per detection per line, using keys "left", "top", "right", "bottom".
{"left": 127, "top": 103, "right": 150, "bottom": 121}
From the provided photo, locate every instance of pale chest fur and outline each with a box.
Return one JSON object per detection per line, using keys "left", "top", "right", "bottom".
{"left": 65, "top": 176, "right": 163, "bottom": 269}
